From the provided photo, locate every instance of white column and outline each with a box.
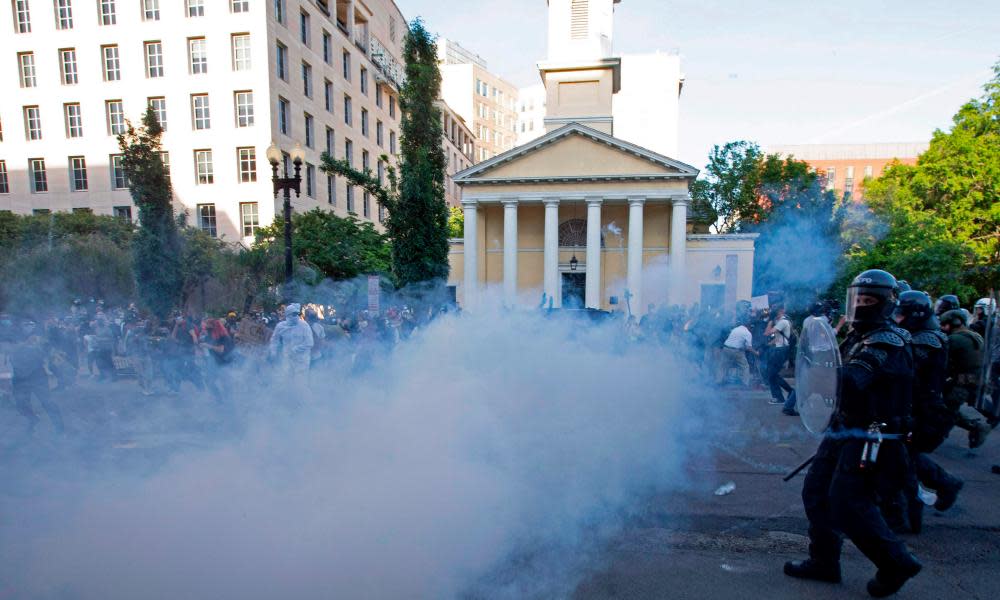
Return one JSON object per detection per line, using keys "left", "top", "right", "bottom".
{"left": 626, "top": 197, "right": 645, "bottom": 316}
{"left": 585, "top": 198, "right": 602, "bottom": 309}
{"left": 502, "top": 199, "right": 519, "bottom": 306}
{"left": 543, "top": 198, "right": 560, "bottom": 306}
{"left": 462, "top": 200, "right": 478, "bottom": 308}
{"left": 670, "top": 197, "right": 689, "bottom": 304}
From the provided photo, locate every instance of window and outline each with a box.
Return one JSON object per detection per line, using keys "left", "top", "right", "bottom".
{"left": 0, "top": 161, "right": 8, "bottom": 193}
{"left": 324, "top": 79, "right": 333, "bottom": 112}
{"left": 145, "top": 41, "right": 164, "bottom": 77}
{"left": 362, "top": 149, "right": 369, "bottom": 172}
{"left": 325, "top": 126, "right": 333, "bottom": 154}
{"left": 344, "top": 95, "right": 352, "bottom": 125}
{"left": 189, "top": 38, "right": 208, "bottom": 74}
{"left": 361, "top": 109, "right": 368, "bottom": 137}
{"left": 64, "top": 103, "right": 83, "bottom": 137}
{"left": 69, "top": 156, "right": 88, "bottom": 191}
{"left": 24, "top": 106, "right": 41, "bottom": 140}
{"left": 344, "top": 138, "right": 353, "bottom": 166}
{"left": 191, "top": 94, "right": 211, "bottom": 129}
{"left": 99, "top": 0, "right": 115, "bottom": 25}
{"left": 346, "top": 184, "right": 354, "bottom": 212}
{"left": 277, "top": 97, "right": 289, "bottom": 134}
{"left": 114, "top": 206, "right": 132, "bottom": 221}
{"left": 389, "top": 95, "right": 396, "bottom": 118}
{"left": 305, "top": 163, "right": 315, "bottom": 197}
{"left": 234, "top": 91, "right": 254, "bottom": 127}
{"left": 360, "top": 67, "right": 368, "bottom": 95}
{"left": 29, "top": 158, "right": 47, "bottom": 192}
{"left": 194, "top": 150, "right": 214, "bottom": 184}
{"left": 240, "top": 202, "right": 259, "bottom": 237}
{"left": 109, "top": 154, "right": 127, "bottom": 188}
{"left": 13, "top": 0, "right": 30, "bottom": 32}
{"left": 826, "top": 167, "right": 836, "bottom": 191}
{"left": 237, "top": 147, "right": 256, "bottom": 182}
{"left": 102, "top": 45, "right": 120, "bottom": 81}
{"left": 864, "top": 165, "right": 873, "bottom": 178}
{"left": 301, "top": 61, "right": 312, "bottom": 97}
{"left": 389, "top": 17, "right": 396, "bottom": 42}
{"left": 148, "top": 96, "right": 167, "bottom": 130}
{"left": 232, "top": 34, "right": 251, "bottom": 71}
{"left": 60, "top": 48, "right": 78, "bottom": 85}
{"left": 54, "top": 0, "right": 73, "bottom": 30}
{"left": 389, "top": 131, "right": 396, "bottom": 154}
{"left": 845, "top": 166, "right": 855, "bottom": 194}
{"left": 326, "top": 174, "right": 334, "bottom": 205}
{"left": 377, "top": 160, "right": 384, "bottom": 184}
{"left": 273, "top": 0, "right": 284, "bottom": 24}
{"left": 159, "top": 151, "right": 170, "bottom": 182}
{"left": 18, "top": 52, "right": 36, "bottom": 88}
{"left": 375, "top": 83, "right": 383, "bottom": 108}
{"left": 231, "top": 0, "right": 248, "bottom": 12}
{"left": 376, "top": 120, "right": 383, "bottom": 147}
{"left": 197, "top": 204, "right": 217, "bottom": 237}
{"left": 106, "top": 100, "right": 125, "bottom": 135}
{"left": 142, "top": 0, "right": 158, "bottom": 20}
{"left": 322, "top": 31, "right": 332, "bottom": 64}
{"left": 276, "top": 42, "right": 288, "bottom": 80}
{"left": 378, "top": 202, "right": 385, "bottom": 223}
{"left": 342, "top": 50, "right": 351, "bottom": 80}
{"left": 186, "top": 0, "right": 204, "bottom": 17}
{"left": 304, "top": 113, "right": 314, "bottom": 148}
{"left": 363, "top": 191, "right": 370, "bottom": 217}
{"left": 299, "top": 10, "right": 310, "bottom": 46}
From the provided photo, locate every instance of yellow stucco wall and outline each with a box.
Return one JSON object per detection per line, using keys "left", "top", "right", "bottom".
{"left": 481, "top": 135, "right": 679, "bottom": 179}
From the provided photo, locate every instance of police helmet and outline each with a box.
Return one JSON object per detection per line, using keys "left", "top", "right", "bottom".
{"left": 940, "top": 309, "right": 968, "bottom": 328}
{"left": 935, "top": 294, "right": 960, "bottom": 316}
{"left": 846, "top": 269, "right": 899, "bottom": 328}
{"left": 896, "top": 280, "right": 912, "bottom": 293}
{"left": 974, "top": 297, "right": 996, "bottom": 314}
{"left": 896, "top": 290, "right": 933, "bottom": 328}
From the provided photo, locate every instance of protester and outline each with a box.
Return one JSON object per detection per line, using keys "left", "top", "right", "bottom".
{"left": 717, "top": 317, "right": 754, "bottom": 386}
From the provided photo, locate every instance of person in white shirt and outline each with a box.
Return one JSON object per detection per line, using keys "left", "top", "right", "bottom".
{"left": 717, "top": 320, "right": 755, "bottom": 385}
{"left": 764, "top": 306, "right": 795, "bottom": 405}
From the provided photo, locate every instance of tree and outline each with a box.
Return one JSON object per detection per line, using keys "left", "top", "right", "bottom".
{"left": 843, "top": 61, "right": 1000, "bottom": 300}
{"left": 322, "top": 19, "right": 450, "bottom": 287}
{"left": 447, "top": 206, "right": 464, "bottom": 238}
{"left": 118, "top": 108, "right": 182, "bottom": 318}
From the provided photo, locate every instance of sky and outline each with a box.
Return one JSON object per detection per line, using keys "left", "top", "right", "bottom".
{"left": 396, "top": 0, "right": 1000, "bottom": 169}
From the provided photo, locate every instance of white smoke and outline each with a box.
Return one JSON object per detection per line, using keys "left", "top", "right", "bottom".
{"left": 0, "top": 303, "right": 716, "bottom": 599}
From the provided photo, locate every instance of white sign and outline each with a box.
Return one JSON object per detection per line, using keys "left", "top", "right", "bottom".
{"left": 750, "top": 295, "right": 770, "bottom": 311}
{"left": 367, "top": 275, "right": 381, "bottom": 314}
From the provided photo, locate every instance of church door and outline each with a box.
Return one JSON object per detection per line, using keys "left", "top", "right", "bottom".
{"left": 561, "top": 273, "right": 586, "bottom": 309}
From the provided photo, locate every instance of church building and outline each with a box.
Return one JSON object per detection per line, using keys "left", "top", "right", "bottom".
{"left": 449, "top": 0, "right": 756, "bottom": 315}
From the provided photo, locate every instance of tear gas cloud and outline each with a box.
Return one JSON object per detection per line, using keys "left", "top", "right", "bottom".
{"left": 0, "top": 302, "right": 717, "bottom": 599}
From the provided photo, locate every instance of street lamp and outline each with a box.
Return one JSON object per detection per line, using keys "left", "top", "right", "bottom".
{"left": 569, "top": 254, "right": 579, "bottom": 271}
{"left": 267, "top": 142, "right": 304, "bottom": 289}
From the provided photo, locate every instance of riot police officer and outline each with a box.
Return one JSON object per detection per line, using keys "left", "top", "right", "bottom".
{"left": 888, "top": 291, "right": 962, "bottom": 532}
{"left": 940, "top": 309, "right": 992, "bottom": 448}
{"left": 935, "top": 294, "right": 960, "bottom": 316}
{"left": 784, "top": 270, "right": 921, "bottom": 597}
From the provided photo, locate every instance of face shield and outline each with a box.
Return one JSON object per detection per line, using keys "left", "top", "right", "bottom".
{"left": 845, "top": 288, "right": 882, "bottom": 325}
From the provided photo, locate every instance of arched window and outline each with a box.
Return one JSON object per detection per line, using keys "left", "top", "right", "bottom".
{"left": 558, "top": 218, "right": 604, "bottom": 247}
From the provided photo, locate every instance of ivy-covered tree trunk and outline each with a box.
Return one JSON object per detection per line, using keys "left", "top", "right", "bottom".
{"left": 118, "top": 108, "right": 182, "bottom": 317}
{"left": 320, "top": 19, "right": 449, "bottom": 288}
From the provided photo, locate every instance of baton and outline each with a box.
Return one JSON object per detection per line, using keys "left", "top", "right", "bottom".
{"left": 783, "top": 455, "right": 815, "bottom": 482}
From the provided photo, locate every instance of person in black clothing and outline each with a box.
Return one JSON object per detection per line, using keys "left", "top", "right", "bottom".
{"left": 883, "top": 290, "right": 962, "bottom": 533}
{"left": 784, "top": 269, "right": 921, "bottom": 598}
{"left": 11, "top": 326, "right": 64, "bottom": 433}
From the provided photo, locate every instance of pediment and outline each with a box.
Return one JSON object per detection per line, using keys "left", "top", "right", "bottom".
{"left": 455, "top": 122, "right": 699, "bottom": 183}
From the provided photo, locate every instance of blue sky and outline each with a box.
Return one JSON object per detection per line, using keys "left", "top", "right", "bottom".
{"left": 397, "top": 0, "right": 1000, "bottom": 168}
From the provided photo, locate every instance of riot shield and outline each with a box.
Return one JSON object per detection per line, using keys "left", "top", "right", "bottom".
{"left": 975, "top": 294, "right": 997, "bottom": 417}
{"left": 795, "top": 316, "right": 841, "bottom": 434}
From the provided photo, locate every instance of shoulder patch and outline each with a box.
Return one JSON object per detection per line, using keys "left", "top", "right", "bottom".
{"left": 912, "top": 330, "right": 943, "bottom": 349}
{"left": 863, "top": 329, "right": 906, "bottom": 348}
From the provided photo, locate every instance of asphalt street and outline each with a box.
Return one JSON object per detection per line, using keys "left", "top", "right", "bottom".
{"left": 573, "top": 386, "right": 1000, "bottom": 600}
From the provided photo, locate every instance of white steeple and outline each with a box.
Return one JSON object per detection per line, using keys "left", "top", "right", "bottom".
{"left": 546, "top": 0, "right": 620, "bottom": 62}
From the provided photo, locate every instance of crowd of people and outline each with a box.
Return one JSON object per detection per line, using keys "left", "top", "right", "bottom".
{"left": 0, "top": 298, "right": 457, "bottom": 431}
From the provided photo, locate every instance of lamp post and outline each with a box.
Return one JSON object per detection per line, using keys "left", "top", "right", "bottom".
{"left": 266, "top": 143, "right": 304, "bottom": 289}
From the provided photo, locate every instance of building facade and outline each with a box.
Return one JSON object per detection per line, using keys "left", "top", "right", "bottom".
{"left": 450, "top": 0, "right": 755, "bottom": 315}
{"left": 437, "top": 39, "right": 519, "bottom": 163}
{"left": 767, "top": 142, "right": 928, "bottom": 200}
{"left": 437, "top": 99, "right": 475, "bottom": 208}
{"left": 516, "top": 83, "right": 546, "bottom": 146}
{"left": 0, "top": 0, "right": 407, "bottom": 241}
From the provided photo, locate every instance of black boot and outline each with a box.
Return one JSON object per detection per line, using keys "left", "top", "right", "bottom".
{"left": 866, "top": 555, "right": 922, "bottom": 598}
{"left": 934, "top": 478, "right": 964, "bottom": 511}
{"left": 784, "top": 559, "right": 842, "bottom": 583}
